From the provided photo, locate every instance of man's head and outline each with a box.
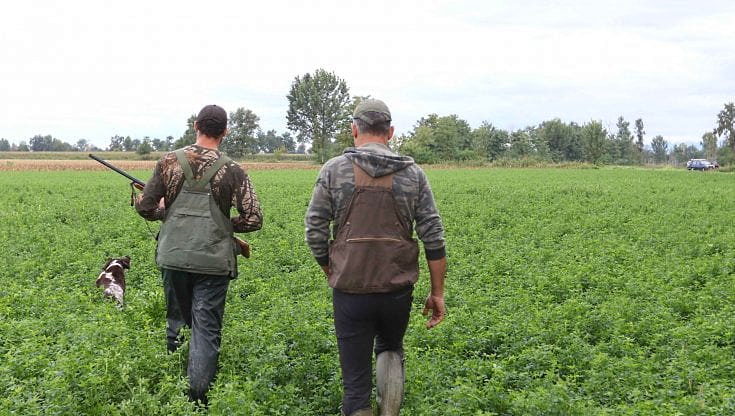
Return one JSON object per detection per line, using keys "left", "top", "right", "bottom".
{"left": 195, "top": 104, "right": 228, "bottom": 139}
{"left": 352, "top": 98, "right": 393, "bottom": 139}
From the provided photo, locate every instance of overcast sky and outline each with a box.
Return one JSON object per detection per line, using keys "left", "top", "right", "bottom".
{"left": 2, "top": 0, "right": 734, "bottom": 149}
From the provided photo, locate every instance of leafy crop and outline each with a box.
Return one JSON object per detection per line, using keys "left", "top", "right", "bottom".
{"left": 0, "top": 167, "right": 733, "bottom": 415}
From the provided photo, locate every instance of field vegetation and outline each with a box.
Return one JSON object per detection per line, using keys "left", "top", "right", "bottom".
{"left": 0, "top": 165, "right": 733, "bottom": 415}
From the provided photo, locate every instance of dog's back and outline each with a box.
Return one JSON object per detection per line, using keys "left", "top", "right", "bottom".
{"left": 96, "top": 256, "right": 130, "bottom": 307}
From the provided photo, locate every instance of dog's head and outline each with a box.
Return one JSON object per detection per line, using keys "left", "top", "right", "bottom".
{"left": 103, "top": 256, "right": 131, "bottom": 271}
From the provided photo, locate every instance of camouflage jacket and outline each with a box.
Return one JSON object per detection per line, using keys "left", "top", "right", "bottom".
{"left": 304, "top": 142, "right": 445, "bottom": 265}
{"left": 135, "top": 144, "right": 263, "bottom": 233}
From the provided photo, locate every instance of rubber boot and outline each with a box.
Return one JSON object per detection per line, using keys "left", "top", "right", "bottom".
{"left": 347, "top": 408, "right": 373, "bottom": 416}
{"left": 376, "top": 351, "right": 404, "bottom": 416}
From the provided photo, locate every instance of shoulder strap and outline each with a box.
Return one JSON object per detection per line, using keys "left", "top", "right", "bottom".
{"left": 196, "top": 155, "right": 231, "bottom": 188}
{"left": 174, "top": 149, "right": 194, "bottom": 182}
{"left": 353, "top": 164, "right": 393, "bottom": 189}
{"left": 174, "top": 149, "right": 231, "bottom": 190}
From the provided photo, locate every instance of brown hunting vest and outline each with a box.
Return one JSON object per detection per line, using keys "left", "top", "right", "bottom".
{"left": 328, "top": 164, "right": 419, "bottom": 294}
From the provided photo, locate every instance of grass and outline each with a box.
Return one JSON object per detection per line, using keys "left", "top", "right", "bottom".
{"left": 0, "top": 167, "right": 733, "bottom": 415}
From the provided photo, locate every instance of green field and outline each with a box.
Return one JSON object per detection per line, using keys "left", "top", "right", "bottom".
{"left": 1, "top": 167, "right": 733, "bottom": 415}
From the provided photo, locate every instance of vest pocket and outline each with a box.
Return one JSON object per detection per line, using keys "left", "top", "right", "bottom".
{"left": 328, "top": 237, "right": 419, "bottom": 294}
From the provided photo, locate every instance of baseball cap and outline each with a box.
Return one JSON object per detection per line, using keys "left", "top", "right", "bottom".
{"left": 353, "top": 99, "right": 391, "bottom": 125}
{"left": 196, "top": 104, "right": 227, "bottom": 134}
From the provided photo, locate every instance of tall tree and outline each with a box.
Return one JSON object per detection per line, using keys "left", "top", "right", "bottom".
{"left": 280, "top": 132, "right": 296, "bottom": 153}
{"left": 0, "top": 139, "right": 10, "bottom": 151}
{"left": 614, "top": 116, "right": 634, "bottom": 164}
{"left": 671, "top": 143, "right": 688, "bottom": 165}
{"left": 650, "top": 135, "right": 668, "bottom": 163}
{"left": 122, "top": 137, "right": 133, "bottom": 152}
{"left": 256, "top": 129, "right": 293, "bottom": 153}
{"left": 537, "top": 118, "right": 582, "bottom": 161}
{"left": 472, "top": 121, "right": 509, "bottom": 161}
{"left": 137, "top": 138, "right": 153, "bottom": 155}
{"left": 634, "top": 118, "right": 645, "bottom": 158}
{"left": 582, "top": 121, "right": 607, "bottom": 164}
{"left": 29, "top": 134, "right": 53, "bottom": 151}
{"left": 108, "top": 135, "right": 125, "bottom": 151}
{"left": 713, "top": 102, "right": 735, "bottom": 151}
{"left": 222, "top": 108, "right": 260, "bottom": 158}
{"left": 508, "top": 128, "right": 533, "bottom": 159}
{"left": 75, "top": 139, "right": 88, "bottom": 151}
{"left": 701, "top": 132, "right": 717, "bottom": 161}
{"left": 151, "top": 138, "right": 166, "bottom": 151}
{"left": 398, "top": 114, "right": 473, "bottom": 162}
{"left": 287, "top": 68, "right": 350, "bottom": 163}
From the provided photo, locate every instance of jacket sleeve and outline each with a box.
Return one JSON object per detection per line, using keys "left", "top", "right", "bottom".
{"left": 304, "top": 165, "right": 333, "bottom": 265}
{"left": 134, "top": 161, "right": 166, "bottom": 221}
{"left": 414, "top": 168, "right": 446, "bottom": 260}
{"left": 230, "top": 166, "right": 263, "bottom": 233}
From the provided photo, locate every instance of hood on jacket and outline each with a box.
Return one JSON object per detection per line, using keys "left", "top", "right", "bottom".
{"left": 343, "top": 143, "right": 415, "bottom": 178}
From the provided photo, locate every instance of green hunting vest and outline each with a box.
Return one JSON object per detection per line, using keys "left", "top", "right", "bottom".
{"left": 156, "top": 150, "right": 237, "bottom": 277}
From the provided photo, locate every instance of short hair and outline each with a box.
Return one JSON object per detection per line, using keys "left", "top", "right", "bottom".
{"left": 196, "top": 105, "right": 227, "bottom": 138}
{"left": 353, "top": 116, "right": 391, "bottom": 137}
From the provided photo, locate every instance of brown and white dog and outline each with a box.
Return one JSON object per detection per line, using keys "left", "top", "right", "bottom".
{"left": 95, "top": 256, "right": 130, "bottom": 307}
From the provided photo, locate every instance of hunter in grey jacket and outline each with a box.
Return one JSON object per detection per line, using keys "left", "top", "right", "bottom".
{"left": 304, "top": 142, "right": 446, "bottom": 267}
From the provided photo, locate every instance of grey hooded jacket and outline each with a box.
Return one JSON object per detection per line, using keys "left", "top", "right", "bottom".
{"left": 305, "top": 142, "right": 446, "bottom": 266}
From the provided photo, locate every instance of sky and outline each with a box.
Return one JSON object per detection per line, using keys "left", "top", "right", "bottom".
{"left": 2, "top": 0, "right": 734, "bottom": 149}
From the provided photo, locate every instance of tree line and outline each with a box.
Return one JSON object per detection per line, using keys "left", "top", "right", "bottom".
{"left": 2, "top": 69, "right": 733, "bottom": 166}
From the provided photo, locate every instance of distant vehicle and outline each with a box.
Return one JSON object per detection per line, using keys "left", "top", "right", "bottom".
{"left": 686, "top": 159, "right": 716, "bottom": 171}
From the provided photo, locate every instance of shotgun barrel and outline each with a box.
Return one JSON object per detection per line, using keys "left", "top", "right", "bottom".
{"left": 88, "top": 153, "right": 146, "bottom": 188}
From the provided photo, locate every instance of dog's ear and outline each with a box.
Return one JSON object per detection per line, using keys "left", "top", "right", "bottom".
{"left": 120, "top": 256, "right": 131, "bottom": 269}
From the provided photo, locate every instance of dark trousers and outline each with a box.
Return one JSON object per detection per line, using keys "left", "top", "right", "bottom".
{"left": 163, "top": 269, "right": 230, "bottom": 403}
{"left": 332, "top": 286, "right": 413, "bottom": 415}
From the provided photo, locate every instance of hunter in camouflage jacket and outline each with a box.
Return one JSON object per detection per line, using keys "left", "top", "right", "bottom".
{"left": 304, "top": 142, "right": 446, "bottom": 267}
{"left": 135, "top": 144, "right": 262, "bottom": 233}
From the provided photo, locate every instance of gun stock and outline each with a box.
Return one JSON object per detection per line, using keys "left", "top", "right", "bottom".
{"left": 234, "top": 237, "right": 250, "bottom": 258}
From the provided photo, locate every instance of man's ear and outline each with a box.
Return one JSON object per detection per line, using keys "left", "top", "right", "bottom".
{"left": 351, "top": 123, "right": 358, "bottom": 138}
{"left": 388, "top": 126, "right": 395, "bottom": 140}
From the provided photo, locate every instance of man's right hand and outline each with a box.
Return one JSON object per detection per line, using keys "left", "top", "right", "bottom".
{"left": 422, "top": 294, "right": 446, "bottom": 329}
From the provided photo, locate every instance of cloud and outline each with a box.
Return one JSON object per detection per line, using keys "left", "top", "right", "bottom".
{"left": 1, "top": 0, "right": 733, "bottom": 148}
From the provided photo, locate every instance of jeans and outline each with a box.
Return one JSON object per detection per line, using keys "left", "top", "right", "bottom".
{"left": 163, "top": 268, "right": 230, "bottom": 403}
{"left": 332, "top": 286, "right": 413, "bottom": 415}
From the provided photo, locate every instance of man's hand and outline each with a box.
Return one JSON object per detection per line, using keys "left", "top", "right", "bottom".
{"left": 320, "top": 264, "right": 330, "bottom": 277}
{"left": 422, "top": 294, "right": 446, "bottom": 329}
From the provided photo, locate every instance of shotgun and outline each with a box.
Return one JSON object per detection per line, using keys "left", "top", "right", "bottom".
{"left": 89, "top": 153, "right": 145, "bottom": 190}
{"left": 89, "top": 153, "right": 250, "bottom": 258}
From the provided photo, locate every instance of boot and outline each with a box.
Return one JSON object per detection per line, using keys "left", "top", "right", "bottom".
{"left": 376, "top": 351, "right": 404, "bottom": 416}
{"left": 347, "top": 408, "right": 373, "bottom": 416}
